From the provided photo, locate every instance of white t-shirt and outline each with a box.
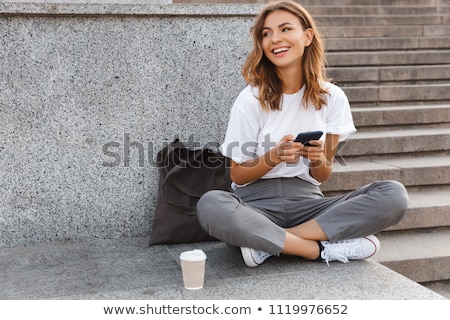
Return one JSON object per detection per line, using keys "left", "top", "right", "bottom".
{"left": 220, "top": 82, "right": 356, "bottom": 187}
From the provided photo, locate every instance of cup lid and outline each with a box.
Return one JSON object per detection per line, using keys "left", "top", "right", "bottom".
{"left": 180, "top": 249, "right": 207, "bottom": 261}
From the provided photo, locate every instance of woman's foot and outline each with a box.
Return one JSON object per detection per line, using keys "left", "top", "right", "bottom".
{"left": 319, "top": 235, "right": 380, "bottom": 265}
{"left": 240, "top": 247, "right": 272, "bottom": 267}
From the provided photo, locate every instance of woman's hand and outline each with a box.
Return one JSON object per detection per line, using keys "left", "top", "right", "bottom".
{"left": 307, "top": 134, "right": 340, "bottom": 182}
{"left": 300, "top": 140, "right": 325, "bottom": 165}
{"left": 273, "top": 134, "right": 303, "bottom": 164}
{"left": 230, "top": 134, "right": 338, "bottom": 185}
{"left": 276, "top": 136, "right": 326, "bottom": 165}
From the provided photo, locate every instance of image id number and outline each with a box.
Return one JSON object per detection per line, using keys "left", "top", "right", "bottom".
{"left": 269, "top": 304, "right": 348, "bottom": 315}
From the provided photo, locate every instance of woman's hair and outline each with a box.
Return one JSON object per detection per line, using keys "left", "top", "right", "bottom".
{"left": 242, "top": 0, "right": 329, "bottom": 110}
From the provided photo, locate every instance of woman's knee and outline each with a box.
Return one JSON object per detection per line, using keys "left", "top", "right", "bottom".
{"left": 386, "top": 180, "right": 409, "bottom": 209}
{"left": 379, "top": 180, "right": 409, "bottom": 223}
{"left": 196, "top": 190, "right": 235, "bottom": 227}
{"left": 197, "top": 190, "right": 247, "bottom": 240}
{"left": 197, "top": 190, "right": 230, "bottom": 213}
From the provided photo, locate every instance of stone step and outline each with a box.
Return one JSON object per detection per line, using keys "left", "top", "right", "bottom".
{"left": 321, "top": 25, "right": 450, "bottom": 38}
{"left": 321, "top": 154, "right": 450, "bottom": 192}
{"left": 351, "top": 104, "right": 450, "bottom": 127}
{"left": 340, "top": 127, "right": 450, "bottom": 156}
{"left": 327, "top": 50, "right": 450, "bottom": 67}
{"left": 326, "top": 36, "right": 450, "bottom": 51}
{"left": 309, "top": 6, "right": 446, "bottom": 15}
{"left": 316, "top": 15, "right": 450, "bottom": 27}
{"left": 422, "top": 280, "right": 450, "bottom": 299}
{"left": 173, "top": 1, "right": 450, "bottom": 19}
{"left": 373, "top": 228, "right": 450, "bottom": 282}
{"left": 323, "top": 186, "right": 450, "bottom": 231}
{"left": 328, "top": 65, "right": 450, "bottom": 84}
{"left": 343, "top": 84, "right": 450, "bottom": 105}
{"left": 175, "top": 0, "right": 450, "bottom": 6}
{"left": 299, "top": 0, "right": 450, "bottom": 5}
{"left": 386, "top": 186, "right": 450, "bottom": 231}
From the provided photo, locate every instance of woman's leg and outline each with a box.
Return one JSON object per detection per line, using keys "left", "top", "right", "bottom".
{"left": 312, "top": 180, "right": 409, "bottom": 242}
{"left": 282, "top": 180, "right": 408, "bottom": 260}
{"left": 197, "top": 188, "right": 323, "bottom": 259}
{"left": 282, "top": 229, "right": 322, "bottom": 260}
{"left": 197, "top": 180, "right": 408, "bottom": 265}
{"left": 196, "top": 190, "right": 286, "bottom": 255}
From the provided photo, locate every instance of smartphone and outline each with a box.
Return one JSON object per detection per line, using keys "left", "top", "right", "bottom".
{"left": 294, "top": 131, "right": 323, "bottom": 146}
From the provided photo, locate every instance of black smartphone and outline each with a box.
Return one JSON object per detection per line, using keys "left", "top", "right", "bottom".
{"left": 294, "top": 131, "right": 323, "bottom": 146}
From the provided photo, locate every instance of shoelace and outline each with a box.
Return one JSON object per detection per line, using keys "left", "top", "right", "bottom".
{"left": 321, "top": 241, "right": 362, "bottom": 266}
{"left": 254, "top": 250, "right": 271, "bottom": 263}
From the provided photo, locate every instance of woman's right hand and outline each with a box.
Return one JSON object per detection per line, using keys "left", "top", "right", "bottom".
{"left": 273, "top": 134, "right": 303, "bottom": 164}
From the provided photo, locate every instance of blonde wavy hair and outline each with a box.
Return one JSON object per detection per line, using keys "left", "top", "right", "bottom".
{"left": 242, "top": 0, "right": 329, "bottom": 110}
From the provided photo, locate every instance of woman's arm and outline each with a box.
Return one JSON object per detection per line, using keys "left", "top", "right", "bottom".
{"left": 303, "top": 133, "right": 340, "bottom": 183}
{"left": 230, "top": 133, "right": 340, "bottom": 185}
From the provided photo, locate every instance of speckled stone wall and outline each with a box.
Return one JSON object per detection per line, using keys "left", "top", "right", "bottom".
{"left": 0, "top": 3, "right": 260, "bottom": 246}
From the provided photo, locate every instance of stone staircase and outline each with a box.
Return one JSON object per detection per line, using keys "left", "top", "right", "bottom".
{"left": 175, "top": 0, "right": 450, "bottom": 290}
{"left": 301, "top": 0, "right": 450, "bottom": 288}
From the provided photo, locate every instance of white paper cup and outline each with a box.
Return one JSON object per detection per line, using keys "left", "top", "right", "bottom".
{"left": 179, "top": 249, "right": 207, "bottom": 290}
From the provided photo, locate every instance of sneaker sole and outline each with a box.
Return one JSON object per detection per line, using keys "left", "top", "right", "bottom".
{"left": 240, "top": 247, "right": 258, "bottom": 267}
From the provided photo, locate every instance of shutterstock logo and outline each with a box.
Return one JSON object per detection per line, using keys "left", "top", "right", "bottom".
{"left": 101, "top": 134, "right": 222, "bottom": 168}
{"left": 102, "top": 132, "right": 153, "bottom": 168}
{"left": 101, "top": 133, "right": 349, "bottom": 168}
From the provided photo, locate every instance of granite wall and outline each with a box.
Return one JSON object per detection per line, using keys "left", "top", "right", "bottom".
{"left": 0, "top": 2, "right": 260, "bottom": 246}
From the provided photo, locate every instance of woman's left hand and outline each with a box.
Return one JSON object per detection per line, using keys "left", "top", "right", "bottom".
{"left": 300, "top": 140, "right": 325, "bottom": 163}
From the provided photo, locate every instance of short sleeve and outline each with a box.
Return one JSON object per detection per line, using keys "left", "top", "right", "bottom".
{"left": 324, "top": 84, "right": 357, "bottom": 141}
{"left": 220, "top": 86, "right": 263, "bottom": 163}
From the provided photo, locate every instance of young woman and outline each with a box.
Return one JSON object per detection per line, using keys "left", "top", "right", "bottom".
{"left": 197, "top": 0, "right": 409, "bottom": 267}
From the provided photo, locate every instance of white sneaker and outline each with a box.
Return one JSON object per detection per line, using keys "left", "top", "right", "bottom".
{"left": 240, "top": 247, "right": 272, "bottom": 267}
{"left": 320, "top": 235, "right": 380, "bottom": 265}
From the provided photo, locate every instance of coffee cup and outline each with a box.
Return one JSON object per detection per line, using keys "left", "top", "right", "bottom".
{"left": 179, "top": 249, "right": 207, "bottom": 290}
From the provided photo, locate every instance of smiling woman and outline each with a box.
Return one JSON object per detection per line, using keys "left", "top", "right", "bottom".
{"left": 196, "top": 0, "right": 409, "bottom": 268}
{"left": 243, "top": 0, "right": 329, "bottom": 111}
{"left": 261, "top": 11, "right": 313, "bottom": 92}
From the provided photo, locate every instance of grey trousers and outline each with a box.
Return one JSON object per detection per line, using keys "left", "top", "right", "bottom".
{"left": 196, "top": 178, "right": 409, "bottom": 255}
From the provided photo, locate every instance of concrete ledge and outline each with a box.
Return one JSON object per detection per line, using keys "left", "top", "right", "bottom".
{"left": 0, "top": 2, "right": 261, "bottom": 16}
{"left": 0, "top": 237, "right": 445, "bottom": 300}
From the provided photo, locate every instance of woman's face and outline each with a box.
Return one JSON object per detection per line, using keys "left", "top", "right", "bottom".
{"left": 261, "top": 10, "right": 313, "bottom": 71}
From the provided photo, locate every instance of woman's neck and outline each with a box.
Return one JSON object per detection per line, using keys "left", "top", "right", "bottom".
{"left": 278, "top": 66, "right": 304, "bottom": 94}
